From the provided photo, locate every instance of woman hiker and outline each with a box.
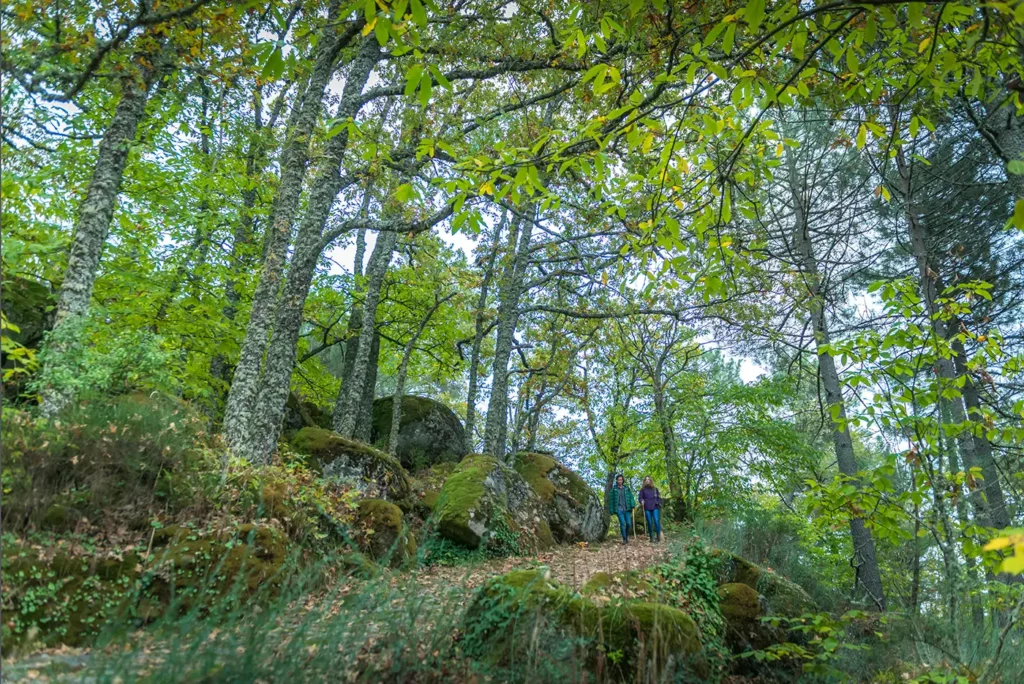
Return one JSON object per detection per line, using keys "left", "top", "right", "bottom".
{"left": 638, "top": 476, "right": 663, "bottom": 543}
{"left": 608, "top": 474, "right": 635, "bottom": 545}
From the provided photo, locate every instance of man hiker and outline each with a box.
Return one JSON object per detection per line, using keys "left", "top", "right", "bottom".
{"left": 639, "top": 476, "right": 662, "bottom": 543}
{"left": 608, "top": 474, "right": 635, "bottom": 545}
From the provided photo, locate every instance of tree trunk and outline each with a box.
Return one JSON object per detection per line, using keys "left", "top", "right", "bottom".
{"left": 240, "top": 36, "right": 380, "bottom": 462}
{"left": 483, "top": 212, "right": 533, "bottom": 460}
{"left": 896, "top": 148, "right": 1012, "bottom": 532}
{"left": 40, "top": 39, "right": 173, "bottom": 412}
{"left": 222, "top": 4, "right": 359, "bottom": 455}
{"left": 333, "top": 229, "right": 398, "bottom": 438}
{"left": 354, "top": 330, "right": 380, "bottom": 443}
{"left": 465, "top": 217, "right": 505, "bottom": 453}
{"left": 652, "top": 378, "right": 687, "bottom": 522}
{"left": 951, "top": 340, "right": 1012, "bottom": 530}
{"left": 787, "top": 151, "right": 887, "bottom": 611}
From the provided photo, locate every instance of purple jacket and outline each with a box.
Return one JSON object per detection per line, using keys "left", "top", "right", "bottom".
{"left": 638, "top": 486, "right": 661, "bottom": 511}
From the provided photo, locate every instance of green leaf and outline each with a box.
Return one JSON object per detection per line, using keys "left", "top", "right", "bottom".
{"left": 261, "top": 46, "right": 285, "bottom": 80}
{"left": 394, "top": 183, "right": 413, "bottom": 201}
{"left": 428, "top": 64, "right": 451, "bottom": 90}
{"left": 856, "top": 123, "right": 867, "bottom": 150}
{"left": 746, "top": 0, "right": 765, "bottom": 32}
{"left": 723, "top": 23, "right": 736, "bottom": 55}
{"left": 410, "top": 0, "right": 427, "bottom": 27}
{"left": 1007, "top": 160, "right": 1024, "bottom": 175}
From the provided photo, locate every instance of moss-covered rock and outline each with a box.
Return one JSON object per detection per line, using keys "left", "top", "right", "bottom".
{"left": 757, "top": 568, "right": 816, "bottom": 618}
{"left": 139, "top": 523, "right": 289, "bottom": 619}
{"left": 1, "top": 275, "right": 54, "bottom": 350}
{"left": 717, "top": 582, "right": 788, "bottom": 652}
{"left": 353, "top": 499, "right": 417, "bottom": 568}
{"left": 370, "top": 395, "right": 468, "bottom": 472}
{"left": 514, "top": 452, "right": 609, "bottom": 543}
{"left": 710, "top": 549, "right": 762, "bottom": 588}
{"left": 290, "top": 428, "right": 412, "bottom": 507}
{"left": 709, "top": 548, "right": 815, "bottom": 618}
{"left": 435, "top": 454, "right": 552, "bottom": 554}
{"left": 464, "top": 568, "right": 704, "bottom": 677}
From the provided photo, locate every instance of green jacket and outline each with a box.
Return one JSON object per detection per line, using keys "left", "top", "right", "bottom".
{"left": 607, "top": 485, "right": 635, "bottom": 514}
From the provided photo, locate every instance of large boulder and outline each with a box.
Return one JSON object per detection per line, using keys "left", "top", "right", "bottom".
{"left": 435, "top": 454, "right": 553, "bottom": 554}
{"left": 290, "top": 428, "right": 412, "bottom": 507}
{"left": 353, "top": 499, "right": 417, "bottom": 568}
{"left": 514, "top": 452, "right": 609, "bottom": 542}
{"left": 371, "top": 395, "right": 467, "bottom": 472}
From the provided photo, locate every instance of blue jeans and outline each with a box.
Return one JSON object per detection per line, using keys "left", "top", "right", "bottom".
{"left": 615, "top": 510, "right": 632, "bottom": 541}
{"left": 644, "top": 508, "right": 661, "bottom": 539}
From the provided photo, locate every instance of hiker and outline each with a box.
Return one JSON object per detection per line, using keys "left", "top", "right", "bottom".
{"left": 608, "top": 474, "right": 635, "bottom": 545}
{"left": 638, "top": 476, "right": 662, "bottom": 543}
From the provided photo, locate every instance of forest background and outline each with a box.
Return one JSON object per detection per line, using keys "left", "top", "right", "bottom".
{"left": 3, "top": 0, "right": 1024, "bottom": 681}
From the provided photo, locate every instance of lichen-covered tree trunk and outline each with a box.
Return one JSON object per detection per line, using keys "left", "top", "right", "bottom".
{"left": 222, "top": 8, "right": 359, "bottom": 457}
{"left": 483, "top": 213, "right": 533, "bottom": 460}
{"left": 464, "top": 218, "right": 504, "bottom": 453}
{"left": 787, "top": 152, "right": 887, "bottom": 611}
{"left": 40, "top": 40, "right": 173, "bottom": 413}
{"left": 333, "top": 229, "right": 398, "bottom": 438}
{"left": 241, "top": 37, "right": 380, "bottom": 463}
{"left": 354, "top": 330, "right": 380, "bottom": 442}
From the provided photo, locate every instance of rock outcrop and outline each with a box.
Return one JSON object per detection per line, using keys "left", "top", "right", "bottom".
{"left": 371, "top": 395, "right": 467, "bottom": 472}
{"left": 435, "top": 454, "right": 553, "bottom": 553}
{"left": 514, "top": 452, "right": 609, "bottom": 542}
{"left": 290, "top": 428, "right": 411, "bottom": 507}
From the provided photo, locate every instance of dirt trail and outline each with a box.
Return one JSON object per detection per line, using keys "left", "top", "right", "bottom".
{"left": 412, "top": 536, "right": 670, "bottom": 597}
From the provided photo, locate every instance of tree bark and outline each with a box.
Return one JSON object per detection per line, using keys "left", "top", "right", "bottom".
{"left": 41, "top": 38, "right": 173, "bottom": 412}
{"left": 354, "top": 330, "right": 380, "bottom": 443}
{"left": 483, "top": 212, "right": 533, "bottom": 460}
{"left": 787, "top": 151, "right": 887, "bottom": 611}
{"left": 464, "top": 217, "right": 505, "bottom": 453}
{"left": 241, "top": 36, "right": 380, "bottom": 462}
{"left": 222, "top": 3, "right": 359, "bottom": 455}
{"left": 333, "top": 229, "right": 398, "bottom": 438}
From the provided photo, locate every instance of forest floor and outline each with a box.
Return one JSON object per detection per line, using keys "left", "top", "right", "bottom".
{"left": 2, "top": 535, "right": 673, "bottom": 682}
